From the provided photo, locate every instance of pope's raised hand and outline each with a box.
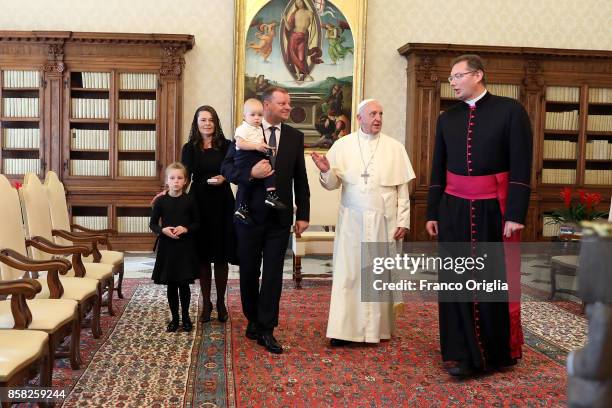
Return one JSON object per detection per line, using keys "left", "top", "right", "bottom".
{"left": 311, "top": 152, "right": 330, "bottom": 173}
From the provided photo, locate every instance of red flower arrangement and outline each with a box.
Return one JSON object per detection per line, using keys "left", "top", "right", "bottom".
{"left": 11, "top": 181, "right": 22, "bottom": 190}
{"left": 547, "top": 187, "right": 608, "bottom": 224}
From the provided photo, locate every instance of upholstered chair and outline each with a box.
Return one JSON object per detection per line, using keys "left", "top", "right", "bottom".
{"left": 0, "top": 278, "right": 52, "bottom": 399}
{"left": 0, "top": 175, "right": 101, "bottom": 338}
{"left": 20, "top": 173, "right": 114, "bottom": 317}
{"left": 291, "top": 156, "right": 340, "bottom": 289}
{"left": 44, "top": 171, "right": 125, "bottom": 299}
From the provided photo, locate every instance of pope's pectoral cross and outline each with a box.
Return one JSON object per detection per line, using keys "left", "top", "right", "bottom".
{"left": 361, "top": 171, "right": 370, "bottom": 184}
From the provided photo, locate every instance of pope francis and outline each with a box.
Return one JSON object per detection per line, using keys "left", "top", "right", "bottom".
{"left": 311, "top": 99, "right": 416, "bottom": 346}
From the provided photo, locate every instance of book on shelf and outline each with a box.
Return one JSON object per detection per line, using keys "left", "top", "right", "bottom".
{"left": 70, "top": 129, "right": 109, "bottom": 150}
{"left": 2, "top": 70, "right": 40, "bottom": 88}
{"left": 585, "top": 170, "right": 612, "bottom": 185}
{"left": 543, "top": 140, "right": 577, "bottom": 160}
{"left": 70, "top": 159, "right": 110, "bottom": 176}
{"left": 119, "top": 73, "right": 157, "bottom": 90}
{"left": 588, "top": 88, "right": 612, "bottom": 104}
{"left": 2, "top": 97, "right": 39, "bottom": 117}
{"left": 585, "top": 140, "right": 612, "bottom": 160}
{"left": 72, "top": 215, "right": 108, "bottom": 230}
{"left": 545, "top": 86, "right": 580, "bottom": 103}
{"left": 71, "top": 98, "right": 109, "bottom": 119}
{"left": 587, "top": 115, "right": 612, "bottom": 132}
{"left": 117, "top": 216, "right": 150, "bottom": 233}
{"left": 3, "top": 128, "right": 40, "bottom": 149}
{"left": 545, "top": 111, "right": 579, "bottom": 131}
{"left": 118, "top": 160, "right": 156, "bottom": 177}
{"left": 80, "top": 72, "right": 110, "bottom": 89}
{"left": 118, "top": 99, "right": 156, "bottom": 120}
{"left": 2, "top": 158, "right": 40, "bottom": 175}
{"left": 541, "top": 168, "right": 576, "bottom": 184}
{"left": 118, "top": 130, "right": 156, "bottom": 150}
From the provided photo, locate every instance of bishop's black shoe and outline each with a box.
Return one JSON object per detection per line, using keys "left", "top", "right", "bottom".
{"left": 264, "top": 191, "right": 287, "bottom": 210}
{"left": 245, "top": 322, "right": 258, "bottom": 340}
{"left": 234, "top": 205, "right": 253, "bottom": 225}
{"left": 257, "top": 333, "right": 283, "bottom": 354}
{"left": 329, "top": 338, "right": 352, "bottom": 347}
{"left": 446, "top": 360, "right": 476, "bottom": 377}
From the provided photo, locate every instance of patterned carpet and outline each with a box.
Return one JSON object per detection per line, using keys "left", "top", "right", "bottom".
{"left": 50, "top": 279, "right": 583, "bottom": 407}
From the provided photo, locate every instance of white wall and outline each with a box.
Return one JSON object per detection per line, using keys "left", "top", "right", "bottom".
{"left": 1, "top": 0, "right": 610, "bottom": 143}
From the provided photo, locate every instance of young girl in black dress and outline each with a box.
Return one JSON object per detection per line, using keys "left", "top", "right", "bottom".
{"left": 150, "top": 162, "right": 200, "bottom": 332}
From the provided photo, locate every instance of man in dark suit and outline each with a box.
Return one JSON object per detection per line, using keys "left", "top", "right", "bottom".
{"left": 222, "top": 86, "right": 310, "bottom": 354}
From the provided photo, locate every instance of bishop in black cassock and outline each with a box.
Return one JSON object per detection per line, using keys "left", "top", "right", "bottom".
{"left": 426, "top": 55, "right": 533, "bottom": 376}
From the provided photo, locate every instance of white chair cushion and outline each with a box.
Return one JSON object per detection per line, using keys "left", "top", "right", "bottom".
{"left": 64, "top": 262, "right": 113, "bottom": 281}
{"left": 292, "top": 231, "right": 336, "bottom": 257}
{"left": 36, "top": 276, "right": 98, "bottom": 301}
{"left": 0, "top": 330, "right": 48, "bottom": 381}
{"left": 0, "top": 298, "right": 77, "bottom": 330}
{"left": 82, "top": 250, "right": 124, "bottom": 266}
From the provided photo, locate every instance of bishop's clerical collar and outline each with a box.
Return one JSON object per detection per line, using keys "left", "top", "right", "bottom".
{"left": 358, "top": 127, "right": 379, "bottom": 140}
{"left": 465, "top": 89, "right": 487, "bottom": 107}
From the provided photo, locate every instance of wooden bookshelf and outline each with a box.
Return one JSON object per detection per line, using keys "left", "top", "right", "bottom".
{"left": 0, "top": 69, "right": 43, "bottom": 177}
{"left": 0, "top": 30, "right": 194, "bottom": 250}
{"left": 399, "top": 43, "right": 612, "bottom": 241}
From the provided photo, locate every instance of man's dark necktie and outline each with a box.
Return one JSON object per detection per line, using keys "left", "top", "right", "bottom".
{"left": 268, "top": 126, "right": 277, "bottom": 167}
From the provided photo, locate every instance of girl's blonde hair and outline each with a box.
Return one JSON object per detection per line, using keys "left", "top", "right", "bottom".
{"left": 165, "top": 162, "right": 189, "bottom": 192}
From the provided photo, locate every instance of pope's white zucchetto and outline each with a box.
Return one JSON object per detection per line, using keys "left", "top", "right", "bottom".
{"left": 357, "top": 99, "right": 378, "bottom": 115}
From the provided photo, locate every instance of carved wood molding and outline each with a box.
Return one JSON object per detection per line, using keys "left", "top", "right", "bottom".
{"left": 42, "top": 43, "right": 65, "bottom": 74}
{"left": 523, "top": 59, "right": 544, "bottom": 92}
{"left": 0, "top": 30, "right": 194, "bottom": 49}
{"left": 160, "top": 46, "right": 186, "bottom": 79}
{"left": 399, "top": 42, "right": 612, "bottom": 59}
{"left": 415, "top": 55, "right": 439, "bottom": 85}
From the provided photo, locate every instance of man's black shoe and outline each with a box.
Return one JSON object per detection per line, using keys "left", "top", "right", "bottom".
{"left": 257, "top": 333, "right": 283, "bottom": 354}
{"left": 264, "top": 191, "right": 287, "bottom": 210}
{"left": 245, "top": 322, "right": 258, "bottom": 340}
{"left": 234, "top": 206, "right": 253, "bottom": 225}
{"left": 329, "top": 338, "right": 351, "bottom": 347}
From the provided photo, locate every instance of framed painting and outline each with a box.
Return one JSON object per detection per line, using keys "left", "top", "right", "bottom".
{"left": 234, "top": 0, "right": 367, "bottom": 148}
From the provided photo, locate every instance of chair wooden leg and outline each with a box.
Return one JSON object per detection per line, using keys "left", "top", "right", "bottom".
{"left": 40, "top": 340, "right": 52, "bottom": 387}
{"left": 89, "top": 291, "right": 102, "bottom": 339}
{"left": 115, "top": 263, "right": 124, "bottom": 299}
{"left": 293, "top": 254, "right": 303, "bottom": 290}
{"left": 107, "top": 276, "right": 115, "bottom": 316}
{"left": 70, "top": 313, "right": 81, "bottom": 369}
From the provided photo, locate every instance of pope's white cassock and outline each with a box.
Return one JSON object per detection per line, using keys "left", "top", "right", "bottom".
{"left": 321, "top": 128, "right": 415, "bottom": 343}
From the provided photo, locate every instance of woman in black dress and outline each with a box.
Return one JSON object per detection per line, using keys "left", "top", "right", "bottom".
{"left": 181, "top": 105, "right": 237, "bottom": 323}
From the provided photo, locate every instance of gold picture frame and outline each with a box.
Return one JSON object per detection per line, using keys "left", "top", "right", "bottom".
{"left": 233, "top": 0, "right": 367, "bottom": 148}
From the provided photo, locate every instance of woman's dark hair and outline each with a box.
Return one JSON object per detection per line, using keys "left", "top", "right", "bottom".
{"left": 188, "top": 105, "right": 226, "bottom": 150}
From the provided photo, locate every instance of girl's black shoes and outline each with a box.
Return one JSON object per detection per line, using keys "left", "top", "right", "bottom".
{"left": 166, "top": 320, "right": 179, "bottom": 332}
{"left": 182, "top": 317, "right": 193, "bottom": 332}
